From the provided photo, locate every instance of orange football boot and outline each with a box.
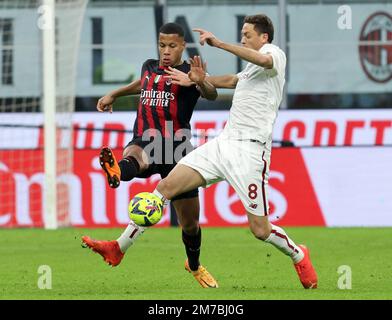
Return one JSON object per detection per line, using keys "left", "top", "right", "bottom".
{"left": 294, "top": 245, "right": 318, "bottom": 289}
{"left": 185, "top": 259, "right": 218, "bottom": 288}
{"left": 82, "top": 236, "right": 124, "bottom": 267}
{"left": 99, "top": 147, "right": 121, "bottom": 188}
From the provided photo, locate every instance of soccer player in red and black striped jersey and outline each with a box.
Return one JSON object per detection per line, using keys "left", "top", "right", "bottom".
{"left": 82, "top": 23, "right": 219, "bottom": 287}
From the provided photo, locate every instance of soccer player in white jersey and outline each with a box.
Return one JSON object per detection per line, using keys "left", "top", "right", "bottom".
{"left": 147, "top": 14, "right": 318, "bottom": 289}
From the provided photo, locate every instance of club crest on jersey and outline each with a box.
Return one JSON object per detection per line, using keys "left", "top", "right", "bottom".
{"left": 154, "top": 75, "right": 162, "bottom": 84}
{"left": 165, "top": 77, "right": 172, "bottom": 85}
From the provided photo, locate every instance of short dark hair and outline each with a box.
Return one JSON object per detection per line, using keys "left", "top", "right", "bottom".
{"left": 244, "top": 14, "right": 274, "bottom": 43}
{"left": 159, "top": 23, "right": 185, "bottom": 38}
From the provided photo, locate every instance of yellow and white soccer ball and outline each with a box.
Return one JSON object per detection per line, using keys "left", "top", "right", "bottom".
{"left": 128, "top": 192, "right": 163, "bottom": 227}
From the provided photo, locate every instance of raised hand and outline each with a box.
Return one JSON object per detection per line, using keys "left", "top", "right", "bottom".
{"left": 193, "top": 28, "right": 222, "bottom": 47}
{"left": 164, "top": 67, "right": 194, "bottom": 87}
{"left": 188, "top": 56, "right": 207, "bottom": 85}
{"left": 96, "top": 95, "right": 115, "bottom": 113}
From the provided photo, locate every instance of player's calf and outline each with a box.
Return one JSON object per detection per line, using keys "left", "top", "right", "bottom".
{"left": 248, "top": 214, "right": 272, "bottom": 241}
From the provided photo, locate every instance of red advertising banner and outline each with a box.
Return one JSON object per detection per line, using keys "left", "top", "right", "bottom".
{"left": 1, "top": 111, "right": 392, "bottom": 228}
{"left": 0, "top": 148, "right": 327, "bottom": 228}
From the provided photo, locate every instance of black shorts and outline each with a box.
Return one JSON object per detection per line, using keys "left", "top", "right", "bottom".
{"left": 126, "top": 136, "right": 199, "bottom": 201}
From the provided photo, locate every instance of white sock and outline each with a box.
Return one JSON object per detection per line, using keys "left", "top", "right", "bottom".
{"left": 116, "top": 221, "right": 145, "bottom": 253}
{"left": 153, "top": 188, "right": 168, "bottom": 206}
{"left": 264, "top": 225, "right": 304, "bottom": 263}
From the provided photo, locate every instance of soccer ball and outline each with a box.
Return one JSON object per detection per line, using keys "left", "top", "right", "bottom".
{"left": 128, "top": 192, "right": 163, "bottom": 227}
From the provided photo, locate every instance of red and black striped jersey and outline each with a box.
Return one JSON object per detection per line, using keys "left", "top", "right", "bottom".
{"left": 133, "top": 59, "right": 201, "bottom": 139}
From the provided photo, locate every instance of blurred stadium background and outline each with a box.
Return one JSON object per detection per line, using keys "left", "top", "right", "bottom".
{"left": 0, "top": 0, "right": 392, "bottom": 300}
{"left": 1, "top": 0, "right": 391, "bottom": 229}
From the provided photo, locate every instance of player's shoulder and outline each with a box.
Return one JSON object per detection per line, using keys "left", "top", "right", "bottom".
{"left": 142, "top": 59, "right": 159, "bottom": 69}
{"left": 175, "top": 60, "right": 191, "bottom": 72}
{"left": 260, "top": 43, "right": 286, "bottom": 58}
{"left": 259, "top": 43, "right": 278, "bottom": 52}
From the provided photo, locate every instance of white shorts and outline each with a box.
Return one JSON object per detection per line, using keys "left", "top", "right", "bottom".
{"left": 179, "top": 136, "right": 271, "bottom": 216}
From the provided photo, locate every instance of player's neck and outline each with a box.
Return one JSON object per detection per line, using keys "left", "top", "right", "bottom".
{"left": 173, "top": 59, "right": 184, "bottom": 67}
{"left": 159, "top": 59, "right": 183, "bottom": 68}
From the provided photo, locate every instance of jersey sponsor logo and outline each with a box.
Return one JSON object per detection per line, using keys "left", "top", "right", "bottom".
{"left": 3, "top": 146, "right": 392, "bottom": 228}
{"left": 359, "top": 12, "right": 392, "bottom": 83}
{"left": 140, "top": 88, "right": 175, "bottom": 108}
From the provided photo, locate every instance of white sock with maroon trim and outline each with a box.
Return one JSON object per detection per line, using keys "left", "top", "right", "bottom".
{"left": 153, "top": 188, "right": 168, "bottom": 206}
{"left": 117, "top": 189, "right": 168, "bottom": 253}
{"left": 116, "top": 221, "right": 145, "bottom": 253}
{"left": 264, "top": 225, "right": 304, "bottom": 263}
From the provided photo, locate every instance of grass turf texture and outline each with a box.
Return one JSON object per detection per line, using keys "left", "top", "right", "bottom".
{"left": 1, "top": 227, "right": 392, "bottom": 300}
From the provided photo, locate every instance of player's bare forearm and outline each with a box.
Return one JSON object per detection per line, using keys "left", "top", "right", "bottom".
{"left": 97, "top": 79, "right": 141, "bottom": 113}
{"left": 206, "top": 74, "right": 238, "bottom": 89}
{"left": 109, "top": 79, "right": 141, "bottom": 98}
{"left": 217, "top": 42, "right": 273, "bottom": 69}
{"left": 197, "top": 80, "right": 218, "bottom": 100}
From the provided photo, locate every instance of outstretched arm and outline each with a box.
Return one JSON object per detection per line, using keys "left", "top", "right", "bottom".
{"left": 164, "top": 64, "right": 237, "bottom": 89}
{"left": 206, "top": 74, "right": 238, "bottom": 89}
{"left": 97, "top": 79, "right": 141, "bottom": 113}
{"left": 193, "top": 28, "right": 273, "bottom": 69}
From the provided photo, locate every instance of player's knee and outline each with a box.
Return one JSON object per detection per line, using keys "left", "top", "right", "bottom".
{"left": 123, "top": 147, "right": 149, "bottom": 171}
{"left": 181, "top": 222, "right": 199, "bottom": 236}
{"left": 137, "top": 159, "right": 149, "bottom": 172}
{"left": 157, "top": 178, "right": 176, "bottom": 200}
{"left": 250, "top": 225, "right": 271, "bottom": 241}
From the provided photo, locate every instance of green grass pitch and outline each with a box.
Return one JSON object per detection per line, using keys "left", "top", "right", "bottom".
{"left": 1, "top": 227, "right": 392, "bottom": 300}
